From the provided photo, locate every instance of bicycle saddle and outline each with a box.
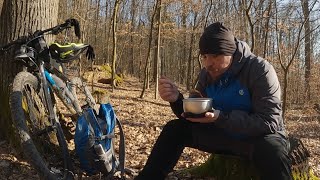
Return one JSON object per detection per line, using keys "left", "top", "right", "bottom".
{"left": 49, "top": 42, "right": 94, "bottom": 63}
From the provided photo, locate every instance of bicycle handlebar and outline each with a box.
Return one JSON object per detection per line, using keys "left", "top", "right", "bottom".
{"left": 41, "top": 18, "right": 81, "bottom": 38}
{"left": 0, "top": 18, "right": 81, "bottom": 51}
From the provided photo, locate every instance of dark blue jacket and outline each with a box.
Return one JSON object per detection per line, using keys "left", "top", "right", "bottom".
{"left": 170, "top": 40, "right": 286, "bottom": 138}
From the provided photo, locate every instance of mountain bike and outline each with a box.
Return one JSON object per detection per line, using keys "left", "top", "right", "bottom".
{"left": 0, "top": 19, "right": 97, "bottom": 180}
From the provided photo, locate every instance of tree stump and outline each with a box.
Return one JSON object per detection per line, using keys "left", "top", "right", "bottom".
{"left": 186, "top": 154, "right": 259, "bottom": 180}
{"left": 181, "top": 136, "right": 319, "bottom": 180}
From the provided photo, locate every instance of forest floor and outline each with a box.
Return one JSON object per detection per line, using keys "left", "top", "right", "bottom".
{"left": 0, "top": 73, "right": 319, "bottom": 180}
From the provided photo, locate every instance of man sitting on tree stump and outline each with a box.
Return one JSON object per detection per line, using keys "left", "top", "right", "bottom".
{"left": 135, "top": 22, "right": 293, "bottom": 180}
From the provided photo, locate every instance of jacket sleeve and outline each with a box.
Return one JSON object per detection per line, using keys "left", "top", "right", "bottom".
{"left": 169, "top": 93, "right": 184, "bottom": 118}
{"left": 214, "top": 59, "right": 285, "bottom": 137}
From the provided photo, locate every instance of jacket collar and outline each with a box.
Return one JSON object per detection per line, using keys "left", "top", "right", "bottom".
{"left": 229, "top": 39, "right": 253, "bottom": 76}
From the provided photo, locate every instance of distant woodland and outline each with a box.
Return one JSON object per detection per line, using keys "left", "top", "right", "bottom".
{"left": 60, "top": 0, "right": 320, "bottom": 114}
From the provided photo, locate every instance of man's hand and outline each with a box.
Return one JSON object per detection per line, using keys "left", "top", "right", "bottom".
{"left": 159, "top": 76, "right": 179, "bottom": 102}
{"left": 183, "top": 110, "right": 220, "bottom": 123}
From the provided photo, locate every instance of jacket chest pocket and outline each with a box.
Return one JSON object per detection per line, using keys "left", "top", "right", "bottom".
{"left": 207, "top": 82, "right": 252, "bottom": 112}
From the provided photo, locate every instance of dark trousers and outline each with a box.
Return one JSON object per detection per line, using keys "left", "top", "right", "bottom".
{"left": 135, "top": 119, "right": 293, "bottom": 180}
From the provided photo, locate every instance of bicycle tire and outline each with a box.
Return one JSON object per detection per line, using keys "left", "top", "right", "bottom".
{"left": 10, "top": 71, "right": 72, "bottom": 180}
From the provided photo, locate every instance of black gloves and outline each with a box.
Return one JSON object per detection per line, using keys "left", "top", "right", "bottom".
{"left": 86, "top": 45, "right": 95, "bottom": 61}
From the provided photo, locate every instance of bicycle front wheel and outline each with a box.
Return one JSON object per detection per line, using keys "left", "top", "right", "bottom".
{"left": 10, "top": 71, "right": 72, "bottom": 180}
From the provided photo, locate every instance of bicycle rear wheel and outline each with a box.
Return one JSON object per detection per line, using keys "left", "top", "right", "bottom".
{"left": 10, "top": 71, "right": 73, "bottom": 180}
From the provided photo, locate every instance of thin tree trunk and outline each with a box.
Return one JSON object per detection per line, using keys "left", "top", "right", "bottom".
{"left": 140, "top": 0, "right": 159, "bottom": 98}
{"left": 263, "top": 0, "right": 272, "bottom": 58}
{"left": 103, "top": 0, "right": 109, "bottom": 64}
{"left": 73, "top": 0, "right": 89, "bottom": 76}
{"left": 187, "top": 32, "right": 194, "bottom": 90}
{"left": 154, "top": 0, "right": 162, "bottom": 99}
{"left": 111, "top": 0, "right": 121, "bottom": 92}
{"left": 105, "top": 3, "right": 114, "bottom": 65}
{"left": 181, "top": 3, "right": 187, "bottom": 85}
{"left": 130, "top": 0, "right": 136, "bottom": 75}
{"left": 94, "top": 0, "right": 101, "bottom": 64}
{"left": 138, "top": 24, "right": 143, "bottom": 81}
{"left": 187, "top": 7, "right": 203, "bottom": 90}
{"left": 245, "top": 0, "right": 255, "bottom": 53}
{"left": 301, "top": 0, "right": 311, "bottom": 101}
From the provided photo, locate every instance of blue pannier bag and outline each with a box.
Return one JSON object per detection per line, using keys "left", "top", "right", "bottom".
{"left": 74, "top": 103, "right": 125, "bottom": 178}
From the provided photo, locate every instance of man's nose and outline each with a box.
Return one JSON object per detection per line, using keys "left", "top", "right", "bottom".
{"left": 204, "top": 59, "right": 215, "bottom": 67}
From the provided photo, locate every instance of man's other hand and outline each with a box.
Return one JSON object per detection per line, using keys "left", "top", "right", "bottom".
{"left": 182, "top": 110, "right": 220, "bottom": 123}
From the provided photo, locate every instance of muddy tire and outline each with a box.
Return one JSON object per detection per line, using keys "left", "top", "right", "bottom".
{"left": 10, "top": 71, "right": 70, "bottom": 180}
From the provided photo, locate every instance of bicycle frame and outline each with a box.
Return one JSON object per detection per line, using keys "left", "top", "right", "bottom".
{"left": 44, "top": 64, "right": 96, "bottom": 114}
{"left": 37, "top": 43, "right": 75, "bottom": 178}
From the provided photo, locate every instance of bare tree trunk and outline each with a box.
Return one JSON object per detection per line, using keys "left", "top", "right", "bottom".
{"left": 263, "top": 0, "right": 273, "bottom": 58}
{"left": 181, "top": 3, "right": 187, "bottom": 85}
{"left": 0, "top": 0, "right": 3, "bottom": 13}
{"left": 187, "top": 8, "right": 202, "bottom": 90}
{"left": 130, "top": 0, "right": 137, "bottom": 75}
{"left": 154, "top": 0, "right": 162, "bottom": 99}
{"left": 111, "top": 0, "right": 121, "bottom": 92}
{"left": 140, "top": 0, "right": 159, "bottom": 98}
{"left": 0, "top": 0, "right": 59, "bottom": 141}
{"left": 73, "top": 0, "right": 89, "bottom": 75}
{"left": 301, "top": 0, "right": 312, "bottom": 101}
{"left": 105, "top": 3, "right": 114, "bottom": 65}
{"left": 138, "top": 23, "right": 143, "bottom": 81}
{"left": 187, "top": 32, "right": 195, "bottom": 90}
{"left": 58, "top": 0, "right": 69, "bottom": 23}
{"left": 103, "top": 0, "right": 110, "bottom": 64}
{"left": 244, "top": 0, "right": 255, "bottom": 53}
{"left": 94, "top": 0, "right": 101, "bottom": 65}
{"left": 239, "top": 0, "right": 248, "bottom": 40}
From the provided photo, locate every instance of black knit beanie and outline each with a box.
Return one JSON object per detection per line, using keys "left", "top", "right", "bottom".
{"left": 199, "top": 22, "right": 236, "bottom": 56}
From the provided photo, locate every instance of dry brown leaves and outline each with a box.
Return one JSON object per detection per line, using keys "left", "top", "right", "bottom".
{"left": 0, "top": 76, "right": 319, "bottom": 179}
